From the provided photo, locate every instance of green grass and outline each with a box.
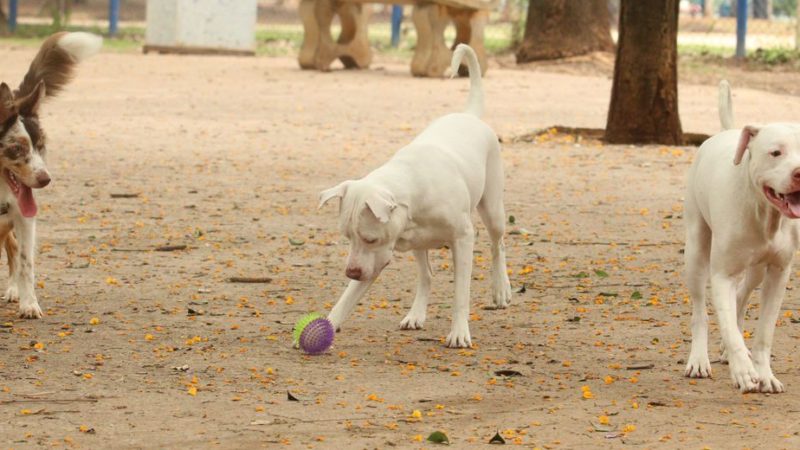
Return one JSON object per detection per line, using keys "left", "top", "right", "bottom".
{"left": 1, "top": 23, "right": 144, "bottom": 51}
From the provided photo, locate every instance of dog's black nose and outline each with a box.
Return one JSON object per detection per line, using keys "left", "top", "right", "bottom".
{"left": 345, "top": 267, "right": 362, "bottom": 280}
{"left": 36, "top": 173, "right": 51, "bottom": 188}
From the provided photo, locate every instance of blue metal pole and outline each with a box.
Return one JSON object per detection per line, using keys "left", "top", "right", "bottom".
{"left": 391, "top": 5, "right": 402, "bottom": 47}
{"left": 736, "top": 0, "right": 748, "bottom": 58}
{"left": 109, "top": 0, "right": 120, "bottom": 36}
{"left": 9, "top": 0, "right": 18, "bottom": 33}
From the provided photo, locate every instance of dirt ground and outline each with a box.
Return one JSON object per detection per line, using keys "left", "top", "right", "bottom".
{"left": 1, "top": 43, "right": 800, "bottom": 450}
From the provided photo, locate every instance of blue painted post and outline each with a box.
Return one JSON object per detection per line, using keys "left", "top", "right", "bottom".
{"left": 9, "top": 0, "right": 18, "bottom": 33}
{"left": 109, "top": 0, "right": 120, "bottom": 36}
{"left": 391, "top": 5, "right": 402, "bottom": 47}
{"left": 736, "top": 0, "right": 748, "bottom": 58}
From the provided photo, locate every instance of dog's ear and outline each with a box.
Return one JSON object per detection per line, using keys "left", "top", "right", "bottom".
{"left": 365, "top": 191, "right": 397, "bottom": 224}
{"left": 0, "top": 83, "right": 17, "bottom": 124}
{"left": 319, "top": 181, "right": 352, "bottom": 209}
{"left": 734, "top": 125, "right": 759, "bottom": 165}
{"left": 15, "top": 81, "right": 46, "bottom": 117}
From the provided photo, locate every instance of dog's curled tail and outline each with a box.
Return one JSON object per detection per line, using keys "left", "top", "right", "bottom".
{"left": 16, "top": 32, "right": 103, "bottom": 100}
{"left": 450, "top": 44, "right": 484, "bottom": 117}
{"left": 718, "top": 79, "right": 734, "bottom": 131}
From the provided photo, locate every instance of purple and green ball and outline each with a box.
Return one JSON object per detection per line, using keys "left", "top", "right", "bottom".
{"left": 299, "top": 318, "right": 335, "bottom": 355}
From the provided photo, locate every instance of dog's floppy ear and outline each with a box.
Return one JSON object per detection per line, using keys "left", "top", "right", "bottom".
{"left": 319, "top": 181, "right": 352, "bottom": 209}
{"left": 15, "top": 81, "right": 46, "bottom": 117}
{"left": 734, "top": 125, "right": 759, "bottom": 165}
{"left": 0, "top": 83, "right": 17, "bottom": 124}
{"left": 365, "top": 190, "right": 397, "bottom": 224}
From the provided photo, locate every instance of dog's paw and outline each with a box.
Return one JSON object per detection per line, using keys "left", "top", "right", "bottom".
{"left": 445, "top": 323, "right": 472, "bottom": 348}
{"left": 757, "top": 373, "right": 785, "bottom": 393}
{"left": 4, "top": 285, "right": 18, "bottom": 303}
{"left": 18, "top": 301, "right": 42, "bottom": 319}
{"left": 753, "top": 356, "right": 785, "bottom": 393}
{"left": 729, "top": 355, "right": 760, "bottom": 393}
{"left": 400, "top": 313, "right": 425, "bottom": 330}
{"left": 685, "top": 353, "right": 712, "bottom": 378}
{"left": 490, "top": 271, "right": 512, "bottom": 309}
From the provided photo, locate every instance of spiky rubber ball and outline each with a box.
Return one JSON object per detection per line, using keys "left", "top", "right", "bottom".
{"left": 299, "top": 318, "right": 335, "bottom": 355}
{"left": 293, "top": 312, "right": 322, "bottom": 347}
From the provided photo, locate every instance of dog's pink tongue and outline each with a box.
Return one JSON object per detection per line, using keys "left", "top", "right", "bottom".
{"left": 788, "top": 193, "right": 800, "bottom": 218}
{"left": 16, "top": 185, "right": 37, "bottom": 218}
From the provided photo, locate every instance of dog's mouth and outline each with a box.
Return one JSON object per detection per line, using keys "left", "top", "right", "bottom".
{"left": 764, "top": 185, "right": 800, "bottom": 219}
{"left": 4, "top": 169, "right": 37, "bottom": 218}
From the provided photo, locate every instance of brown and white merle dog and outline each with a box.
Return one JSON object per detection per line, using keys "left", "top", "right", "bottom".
{"left": 0, "top": 32, "right": 101, "bottom": 318}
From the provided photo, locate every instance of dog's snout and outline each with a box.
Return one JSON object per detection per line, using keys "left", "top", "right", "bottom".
{"left": 345, "top": 267, "right": 362, "bottom": 280}
{"left": 793, "top": 168, "right": 800, "bottom": 181}
{"left": 35, "top": 172, "right": 51, "bottom": 188}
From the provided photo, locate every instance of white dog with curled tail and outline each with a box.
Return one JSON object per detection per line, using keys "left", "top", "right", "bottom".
{"left": 319, "top": 44, "right": 512, "bottom": 348}
{"left": 684, "top": 80, "right": 800, "bottom": 393}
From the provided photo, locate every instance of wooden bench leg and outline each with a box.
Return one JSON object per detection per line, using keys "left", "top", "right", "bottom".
{"left": 411, "top": 3, "right": 451, "bottom": 77}
{"left": 298, "top": 0, "right": 372, "bottom": 71}
{"left": 468, "top": 10, "right": 488, "bottom": 76}
{"left": 298, "top": 0, "right": 319, "bottom": 69}
{"left": 336, "top": 2, "right": 372, "bottom": 69}
{"left": 448, "top": 8, "right": 488, "bottom": 76}
{"left": 312, "top": 0, "right": 339, "bottom": 71}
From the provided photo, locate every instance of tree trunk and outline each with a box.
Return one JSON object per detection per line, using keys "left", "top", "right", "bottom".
{"left": 0, "top": 4, "right": 6, "bottom": 35}
{"left": 516, "top": 0, "right": 614, "bottom": 62}
{"left": 703, "top": 0, "right": 714, "bottom": 17}
{"left": 605, "top": 0, "right": 683, "bottom": 145}
{"left": 753, "top": 0, "right": 772, "bottom": 19}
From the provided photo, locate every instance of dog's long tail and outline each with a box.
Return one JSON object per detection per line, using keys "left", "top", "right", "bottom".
{"left": 16, "top": 32, "right": 103, "bottom": 100}
{"left": 718, "top": 79, "right": 734, "bottom": 130}
{"left": 450, "top": 44, "right": 484, "bottom": 117}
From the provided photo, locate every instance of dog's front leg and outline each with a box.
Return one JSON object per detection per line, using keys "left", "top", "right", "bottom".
{"left": 711, "top": 273, "right": 759, "bottom": 392}
{"left": 400, "top": 249, "right": 431, "bottom": 330}
{"left": 14, "top": 217, "right": 41, "bottom": 318}
{"left": 446, "top": 225, "right": 475, "bottom": 348}
{"left": 328, "top": 278, "right": 376, "bottom": 331}
{"left": 751, "top": 265, "right": 790, "bottom": 393}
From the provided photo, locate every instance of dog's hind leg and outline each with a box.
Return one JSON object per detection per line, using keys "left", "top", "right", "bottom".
{"left": 477, "top": 149, "right": 512, "bottom": 309}
{"left": 751, "top": 264, "right": 789, "bottom": 393}
{"left": 446, "top": 222, "right": 475, "bottom": 348}
{"left": 400, "top": 249, "right": 431, "bottom": 330}
{"left": 684, "top": 204, "right": 713, "bottom": 378}
{"left": 328, "top": 278, "right": 376, "bottom": 331}
{"left": 0, "top": 222, "right": 18, "bottom": 304}
{"left": 720, "top": 265, "right": 764, "bottom": 363}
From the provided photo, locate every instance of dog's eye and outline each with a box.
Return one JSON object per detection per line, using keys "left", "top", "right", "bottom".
{"left": 770, "top": 149, "right": 783, "bottom": 157}
{"left": 363, "top": 238, "right": 378, "bottom": 244}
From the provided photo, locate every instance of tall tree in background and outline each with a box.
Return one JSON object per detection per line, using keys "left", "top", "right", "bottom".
{"left": 516, "top": 0, "right": 614, "bottom": 62}
{"left": 605, "top": 0, "right": 682, "bottom": 145}
{"left": 0, "top": 4, "right": 6, "bottom": 35}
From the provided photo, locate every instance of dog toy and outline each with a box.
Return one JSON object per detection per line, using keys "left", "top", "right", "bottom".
{"left": 293, "top": 312, "right": 322, "bottom": 347}
{"left": 298, "top": 318, "right": 335, "bottom": 355}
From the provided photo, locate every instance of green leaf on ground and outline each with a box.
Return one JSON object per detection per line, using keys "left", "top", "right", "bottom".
{"left": 427, "top": 431, "right": 450, "bottom": 445}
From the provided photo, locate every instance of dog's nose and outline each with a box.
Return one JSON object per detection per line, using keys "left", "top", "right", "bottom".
{"left": 345, "top": 267, "right": 362, "bottom": 280}
{"left": 35, "top": 172, "right": 51, "bottom": 188}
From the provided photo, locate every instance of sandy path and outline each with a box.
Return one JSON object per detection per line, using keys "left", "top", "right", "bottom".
{"left": 0, "top": 47, "right": 798, "bottom": 448}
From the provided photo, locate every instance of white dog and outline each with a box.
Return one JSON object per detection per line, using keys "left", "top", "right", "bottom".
{"left": 319, "top": 44, "right": 512, "bottom": 348}
{"left": 684, "top": 80, "right": 799, "bottom": 392}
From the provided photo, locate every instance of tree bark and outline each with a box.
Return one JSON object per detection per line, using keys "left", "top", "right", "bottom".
{"left": 0, "top": 4, "right": 7, "bottom": 35}
{"left": 605, "top": 0, "right": 683, "bottom": 145}
{"left": 516, "top": 0, "right": 614, "bottom": 63}
{"left": 753, "top": 0, "right": 772, "bottom": 19}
